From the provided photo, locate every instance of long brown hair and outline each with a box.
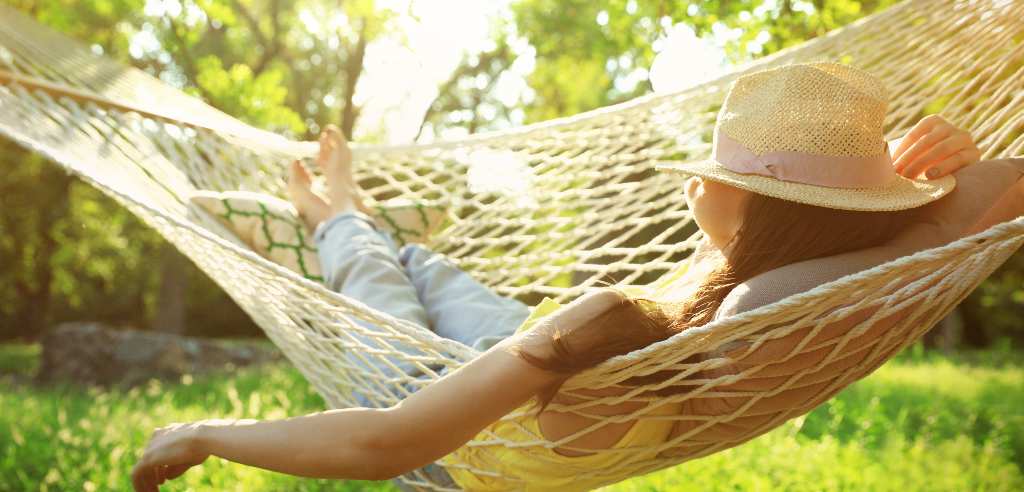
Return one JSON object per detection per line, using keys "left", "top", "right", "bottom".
{"left": 512, "top": 191, "right": 922, "bottom": 412}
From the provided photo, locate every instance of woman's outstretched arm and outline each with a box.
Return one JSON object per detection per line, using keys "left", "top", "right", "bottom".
{"left": 130, "top": 289, "right": 625, "bottom": 491}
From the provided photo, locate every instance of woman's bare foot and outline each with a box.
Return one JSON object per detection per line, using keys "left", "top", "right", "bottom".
{"left": 287, "top": 159, "right": 331, "bottom": 231}
{"left": 317, "top": 125, "right": 373, "bottom": 216}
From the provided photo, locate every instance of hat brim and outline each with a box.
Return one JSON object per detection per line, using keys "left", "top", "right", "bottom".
{"left": 654, "top": 159, "right": 956, "bottom": 211}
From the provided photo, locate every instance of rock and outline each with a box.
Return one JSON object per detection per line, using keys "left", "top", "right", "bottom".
{"left": 36, "top": 322, "right": 282, "bottom": 387}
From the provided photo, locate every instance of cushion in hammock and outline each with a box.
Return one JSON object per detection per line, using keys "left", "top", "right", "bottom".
{"left": 188, "top": 190, "right": 449, "bottom": 282}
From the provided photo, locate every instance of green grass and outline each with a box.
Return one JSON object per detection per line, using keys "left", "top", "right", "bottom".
{"left": 0, "top": 343, "right": 384, "bottom": 492}
{"left": 1, "top": 343, "right": 1021, "bottom": 491}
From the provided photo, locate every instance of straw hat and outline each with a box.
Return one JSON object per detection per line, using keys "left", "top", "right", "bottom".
{"left": 654, "top": 61, "right": 956, "bottom": 211}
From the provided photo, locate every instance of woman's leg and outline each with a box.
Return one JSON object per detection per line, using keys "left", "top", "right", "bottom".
{"left": 398, "top": 243, "right": 532, "bottom": 352}
{"left": 313, "top": 209, "right": 436, "bottom": 406}
{"left": 315, "top": 210, "right": 426, "bottom": 325}
{"left": 315, "top": 210, "right": 464, "bottom": 487}
{"left": 290, "top": 127, "right": 434, "bottom": 386}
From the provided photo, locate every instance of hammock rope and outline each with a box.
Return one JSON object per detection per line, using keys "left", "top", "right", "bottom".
{"left": 2, "top": 0, "right": 1024, "bottom": 489}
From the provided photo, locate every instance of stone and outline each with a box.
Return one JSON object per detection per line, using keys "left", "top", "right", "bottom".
{"left": 36, "top": 321, "right": 282, "bottom": 387}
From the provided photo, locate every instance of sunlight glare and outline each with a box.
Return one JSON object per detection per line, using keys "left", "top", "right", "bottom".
{"left": 462, "top": 149, "right": 538, "bottom": 209}
{"left": 649, "top": 23, "right": 728, "bottom": 94}
{"left": 352, "top": 0, "right": 518, "bottom": 144}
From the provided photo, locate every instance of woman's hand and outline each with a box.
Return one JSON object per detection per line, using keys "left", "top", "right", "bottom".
{"left": 131, "top": 420, "right": 215, "bottom": 491}
{"left": 892, "top": 114, "right": 981, "bottom": 179}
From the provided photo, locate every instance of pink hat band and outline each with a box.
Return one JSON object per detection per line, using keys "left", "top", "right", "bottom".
{"left": 714, "top": 131, "right": 898, "bottom": 189}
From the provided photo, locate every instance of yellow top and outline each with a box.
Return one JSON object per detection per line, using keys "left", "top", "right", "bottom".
{"left": 445, "top": 252, "right": 710, "bottom": 491}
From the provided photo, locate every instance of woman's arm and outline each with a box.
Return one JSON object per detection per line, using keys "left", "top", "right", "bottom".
{"left": 909, "top": 157, "right": 1024, "bottom": 248}
{"left": 885, "top": 114, "right": 1024, "bottom": 247}
{"left": 131, "top": 289, "right": 625, "bottom": 491}
{"left": 966, "top": 159, "right": 1024, "bottom": 235}
{"left": 196, "top": 347, "right": 550, "bottom": 480}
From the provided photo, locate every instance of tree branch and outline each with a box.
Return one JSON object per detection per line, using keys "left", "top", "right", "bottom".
{"left": 340, "top": 22, "right": 368, "bottom": 140}
{"left": 415, "top": 41, "right": 511, "bottom": 140}
{"left": 229, "top": 0, "right": 280, "bottom": 75}
{"left": 162, "top": 14, "right": 214, "bottom": 101}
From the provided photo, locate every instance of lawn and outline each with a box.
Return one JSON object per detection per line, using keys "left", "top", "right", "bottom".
{"left": 1, "top": 342, "right": 1021, "bottom": 491}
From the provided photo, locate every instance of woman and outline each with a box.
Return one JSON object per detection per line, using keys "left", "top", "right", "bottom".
{"left": 131, "top": 62, "right": 1024, "bottom": 491}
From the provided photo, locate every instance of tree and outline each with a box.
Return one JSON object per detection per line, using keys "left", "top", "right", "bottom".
{"left": 423, "top": 0, "right": 903, "bottom": 136}
{"left": 1, "top": 0, "right": 403, "bottom": 339}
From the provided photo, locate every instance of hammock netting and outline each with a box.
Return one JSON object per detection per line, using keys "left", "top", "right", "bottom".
{"left": 2, "top": 0, "right": 1023, "bottom": 489}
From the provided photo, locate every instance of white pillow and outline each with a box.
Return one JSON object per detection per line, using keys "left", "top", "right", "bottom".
{"left": 189, "top": 190, "right": 450, "bottom": 283}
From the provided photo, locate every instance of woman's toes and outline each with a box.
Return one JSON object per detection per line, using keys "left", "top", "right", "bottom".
{"left": 287, "top": 161, "right": 306, "bottom": 197}
{"left": 325, "top": 126, "right": 348, "bottom": 148}
{"left": 291, "top": 160, "right": 312, "bottom": 186}
{"left": 324, "top": 128, "right": 353, "bottom": 172}
{"left": 287, "top": 161, "right": 331, "bottom": 229}
{"left": 316, "top": 136, "right": 335, "bottom": 170}
{"left": 325, "top": 124, "right": 340, "bottom": 138}
{"left": 288, "top": 161, "right": 315, "bottom": 203}
{"left": 318, "top": 131, "right": 333, "bottom": 161}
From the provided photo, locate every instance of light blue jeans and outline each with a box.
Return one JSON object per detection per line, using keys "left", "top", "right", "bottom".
{"left": 312, "top": 210, "right": 532, "bottom": 490}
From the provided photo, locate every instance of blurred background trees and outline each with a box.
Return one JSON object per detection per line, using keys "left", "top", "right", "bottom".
{"left": 2, "top": 0, "right": 1020, "bottom": 347}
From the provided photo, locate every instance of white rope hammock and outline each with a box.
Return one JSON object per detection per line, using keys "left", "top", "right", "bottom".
{"left": 2, "top": 0, "right": 1023, "bottom": 489}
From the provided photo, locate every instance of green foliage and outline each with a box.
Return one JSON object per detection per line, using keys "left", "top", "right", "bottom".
{"left": 1, "top": 344, "right": 1020, "bottom": 490}
{"left": 961, "top": 253, "right": 1024, "bottom": 346}
{"left": 0, "top": 343, "right": 39, "bottom": 375}
{"left": 11, "top": 0, "right": 401, "bottom": 139}
{"left": 6, "top": 0, "right": 145, "bottom": 51}
{"left": 191, "top": 55, "right": 305, "bottom": 134}
{"left": 509, "top": 0, "right": 674, "bottom": 122}
{"left": 1, "top": 0, "right": 407, "bottom": 339}
{"left": 420, "top": 0, "right": 911, "bottom": 136}
{"left": 651, "top": 0, "right": 903, "bottom": 61}
{"left": 0, "top": 139, "right": 258, "bottom": 339}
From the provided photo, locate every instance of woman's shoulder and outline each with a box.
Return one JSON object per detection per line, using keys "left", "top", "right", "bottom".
{"left": 908, "top": 157, "right": 1024, "bottom": 246}
{"left": 715, "top": 244, "right": 906, "bottom": 320}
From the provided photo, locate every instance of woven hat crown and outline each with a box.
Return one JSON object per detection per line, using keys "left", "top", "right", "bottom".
{"left": 654, "top": 61, "right": 955, "bottom": 211}
{"left": 717, "top": 62, "right": 890, "bottom": 157}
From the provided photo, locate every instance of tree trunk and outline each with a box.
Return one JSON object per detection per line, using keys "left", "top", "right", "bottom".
{"left": 924, "top": 307, "right": 963, "bottom": 351}
{"left": 12, "top": 168, "right": 72, "bottom": 340}
{"left": 958, "top": 296, "right": 992, "bottom": 348}
{"left": 153, "top": 243, "right": 187, "bottom": 334}
{"left": 340, "top": 24, "right": 368, "bottom": 140}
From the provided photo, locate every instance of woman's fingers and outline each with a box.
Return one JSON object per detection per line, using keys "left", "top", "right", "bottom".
{"left": 926, "top": 147, "right": 982, "bottom": 178}
{"left": 892, "top": 113, "right": 980, "bottom": 180}
{"left": 131, "top": 461, "right": 156, "bottom": 492}
{"left": 899, "top": 132, "right": 969, "bottom": 179}
{"left": 132, "top": 450, "right": 163, "bottom": 492}
{"left": 903, "top": 131, "right": 978, "bottom": 179}
{"left": 893, "top": 124, "right": 952, "bottom": 176}
{"left": 132, "top": 423, "right": 201, "bottom": 491}
{"left": 132, "top": 458, "right": 180, "bottom": 491}
{"left": 892, "top": 114, "right": 946, "bottom": 161}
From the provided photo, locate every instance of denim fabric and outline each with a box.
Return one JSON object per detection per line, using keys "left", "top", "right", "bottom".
{"left": 312, "top": 210, "right": 532, "bottom": 490}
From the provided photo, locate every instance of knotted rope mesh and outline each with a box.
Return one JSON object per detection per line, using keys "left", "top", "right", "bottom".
{"left": 1, "top": 0, "right": 1023, "bottom": 489}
